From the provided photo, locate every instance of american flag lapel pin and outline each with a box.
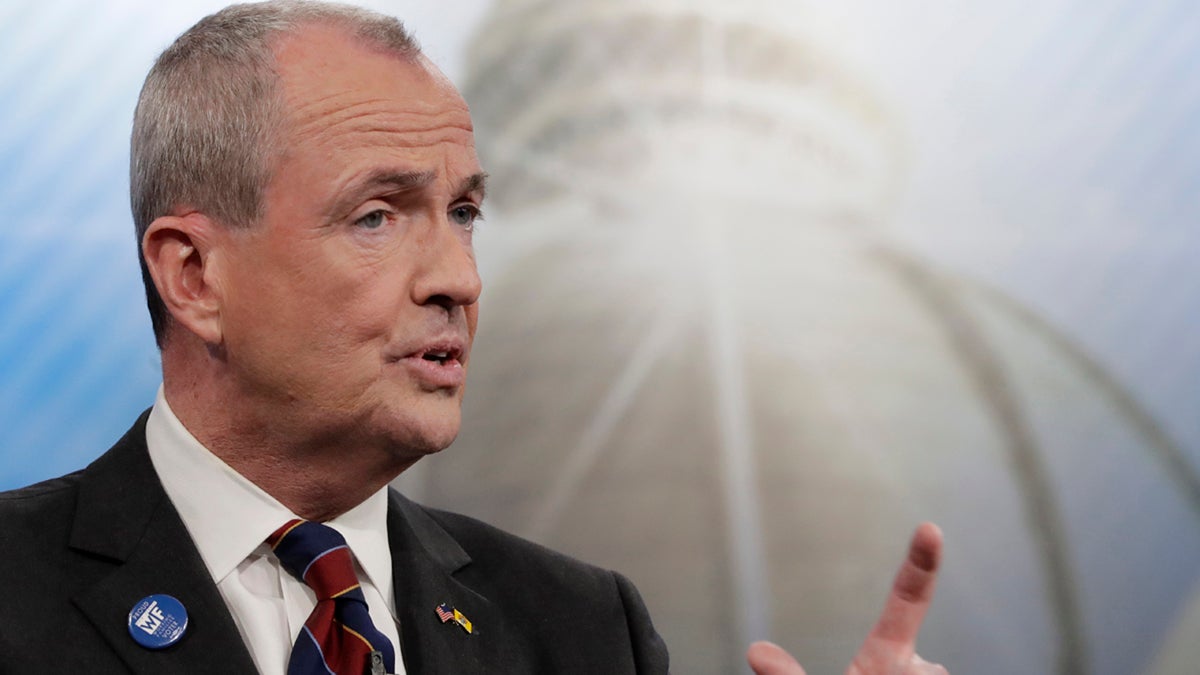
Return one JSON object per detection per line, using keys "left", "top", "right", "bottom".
{"left": 435, "top": 602, "right": 473, "bottom": 634}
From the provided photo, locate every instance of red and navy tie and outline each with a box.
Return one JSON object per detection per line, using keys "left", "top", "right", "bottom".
{"left": 268, "top": 519, "right": 397, "bottom": 675}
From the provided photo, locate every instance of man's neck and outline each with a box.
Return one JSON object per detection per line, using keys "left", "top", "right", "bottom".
{"left": 161, "top": 352, "right": 416, "bottom": 521}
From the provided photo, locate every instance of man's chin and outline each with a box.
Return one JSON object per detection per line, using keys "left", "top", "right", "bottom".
{"left": 376, "top": 412, "right": 462, "bottom": 459}
{"left": 332, "top": 391, "right": 460, "bottom": 458}
{"left": 394, "top": 433, "right": 457, "bottom": 459}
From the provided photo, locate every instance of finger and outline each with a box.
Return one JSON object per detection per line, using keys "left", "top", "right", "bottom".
{"left": 906, "top": 654, "right": 949, "bottom": 675}
{"left": 746, "top": 640, "right": 807, "bottom": 675}
{"left": 868, "top": 522, "right": 943, "bottom": 647}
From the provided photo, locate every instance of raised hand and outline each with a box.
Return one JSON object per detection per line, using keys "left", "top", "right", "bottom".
{"left": 747, "top": 522, "right": 947, "bottom": 675}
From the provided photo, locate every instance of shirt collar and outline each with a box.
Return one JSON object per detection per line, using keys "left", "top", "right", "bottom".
{"left": 144, "top": 387, "right": 395, "bottom": 608}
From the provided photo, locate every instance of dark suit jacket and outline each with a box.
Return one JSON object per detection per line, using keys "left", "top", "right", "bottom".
{"left": 0, "top": 411, "right": 669, "bottom": 673}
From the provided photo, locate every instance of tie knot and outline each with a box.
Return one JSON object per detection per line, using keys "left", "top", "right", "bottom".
{"left": 268, "top": 519, "right": 363, "bottom": 602}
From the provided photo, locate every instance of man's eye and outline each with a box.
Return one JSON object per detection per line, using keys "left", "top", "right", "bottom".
{"left": 450, "top": 204, "right": 482, "bottom": 231}
{"left": 354, "top": 210, "right": 388, "bottom": 229}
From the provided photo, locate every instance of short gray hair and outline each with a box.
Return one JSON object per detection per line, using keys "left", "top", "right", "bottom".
{"left": 130, "top": 0, "right": 421, "bottom": 346}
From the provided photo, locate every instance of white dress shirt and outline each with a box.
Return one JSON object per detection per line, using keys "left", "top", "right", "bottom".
{"left": 144, "top": 388, "right": 406, "bottom": 674}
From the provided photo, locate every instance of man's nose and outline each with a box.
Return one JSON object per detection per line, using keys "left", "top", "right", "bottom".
{"left": 412, "top": 216, "right": 482, "bottom": 311}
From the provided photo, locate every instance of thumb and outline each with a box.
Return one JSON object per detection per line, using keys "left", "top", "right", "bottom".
{"left": 747, "top": 640, "right": 807, "bottom": 675}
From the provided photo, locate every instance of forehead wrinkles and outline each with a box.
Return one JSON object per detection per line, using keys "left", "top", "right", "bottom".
{"left": 285, "top": 90, "right": 474, "bottom": 153}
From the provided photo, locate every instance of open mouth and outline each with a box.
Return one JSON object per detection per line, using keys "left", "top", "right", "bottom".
{"left": 398, "top": 343, "right": 467, "bottom": 388}
{"left": 419, "top": 347, "right": 461, "bottom": 365}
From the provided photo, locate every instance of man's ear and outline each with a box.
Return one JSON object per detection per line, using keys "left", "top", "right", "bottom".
{"left": 142, "top": 213, "right": 225, "bottom": 345}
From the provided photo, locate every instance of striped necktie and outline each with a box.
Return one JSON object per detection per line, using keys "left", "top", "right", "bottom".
{"left": 268, "top": 519, "right": 397, "bottom": 675}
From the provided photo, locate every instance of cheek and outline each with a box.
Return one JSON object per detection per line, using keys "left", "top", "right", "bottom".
{"left": 222, "top": 250, "right": 356, "bottom": 354}
{"left": 223, "top": 234, "right": 411, "bottom": 369}
{"left": 310, "top": 268, "right": 414, "bottom": 370}
{"left": 341, "top": 263, "right": 406, "bottom": 326}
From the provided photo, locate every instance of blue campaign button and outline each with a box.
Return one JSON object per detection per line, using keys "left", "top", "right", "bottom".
{"left": 127, "top": 594, "right": 188, "bottom": 650}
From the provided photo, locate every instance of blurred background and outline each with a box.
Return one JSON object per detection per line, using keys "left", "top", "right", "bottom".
{"left": 1, "top": 1, "right": 1197, "bottom": 673}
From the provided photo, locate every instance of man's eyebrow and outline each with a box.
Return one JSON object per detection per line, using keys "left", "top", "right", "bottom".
{"left": 455, "top": 172, "right": 488, "bottom": 200}
{"left": 329, "top": 170, "right": 487, "bottom": 219}
{"left": 358, "top": 170, "right": 438, "bottom": 193}
{"left": 327, "top": 170, "right": 436, "bottom": 220}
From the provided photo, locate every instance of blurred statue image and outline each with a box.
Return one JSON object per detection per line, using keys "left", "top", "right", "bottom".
{"left": 406, "top": 1, "right": 1200, "bottom": 673}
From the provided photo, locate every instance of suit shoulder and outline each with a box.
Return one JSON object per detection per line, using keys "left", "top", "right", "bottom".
{"left": 0, "top": 474, "right": 83, "bottom": 672}
{"left": 0, "top": 471, "right": 82, "bottom": 578}
{"left": 0, "top": 471, "right": 81, "bottom": 518}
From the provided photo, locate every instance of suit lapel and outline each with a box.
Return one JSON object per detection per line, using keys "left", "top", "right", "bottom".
{"left": 387, "top": 491, "right": 522, "bottom": 674}
{"left": 68, "top": 412, "right": 257, "bottom": 673}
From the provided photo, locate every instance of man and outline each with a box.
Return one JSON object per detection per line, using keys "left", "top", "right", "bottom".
{"left": 0, "top": 2, "right": 946, "bottom": 674}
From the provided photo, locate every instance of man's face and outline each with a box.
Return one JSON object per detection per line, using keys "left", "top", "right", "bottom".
{"left": 215, "top": 25, "right": 483, "bottom": 458}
